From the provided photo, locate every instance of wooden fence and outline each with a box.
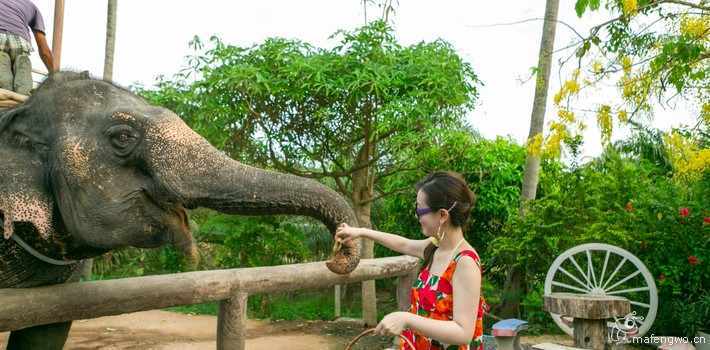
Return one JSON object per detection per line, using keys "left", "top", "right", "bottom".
{"left": 0, "top": 256, "right": 420, "bottom": 350}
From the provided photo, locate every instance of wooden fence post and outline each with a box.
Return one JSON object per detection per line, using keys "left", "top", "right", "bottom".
{"left": 397, "top": 269, "right": 416, "bottom": 311}
{"left": 334, "top": 284, "right": 342, "bottom": 318}
{"left": 217, "top": 292, "right": 249, "bottom": 350}
{"left": 393, "top": 269, "right": 417, "bottom": 347}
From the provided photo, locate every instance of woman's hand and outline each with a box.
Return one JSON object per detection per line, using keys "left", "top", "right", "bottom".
{"left": 375, "top": 311, "right": 411, "bottom": 336}
{"left": 334, "top": 223, "right": 364, "bottom": 244}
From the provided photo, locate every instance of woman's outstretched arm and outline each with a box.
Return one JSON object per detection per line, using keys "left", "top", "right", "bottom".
{"left": 335, "top": 224, "right": 431, "bottom": 259}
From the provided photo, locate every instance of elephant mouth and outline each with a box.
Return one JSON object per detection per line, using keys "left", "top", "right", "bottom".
{"left": 134, "top": 189, "right": 198, "bottom": 264}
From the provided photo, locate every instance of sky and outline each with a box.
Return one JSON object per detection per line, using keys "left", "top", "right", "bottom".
{"left": 28, "top": 0, "right": 697, "bottom": 161}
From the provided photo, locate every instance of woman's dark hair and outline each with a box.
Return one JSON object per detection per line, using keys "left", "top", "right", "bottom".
{"left": 415, "top": 170, "right": 476, "bottom": 270}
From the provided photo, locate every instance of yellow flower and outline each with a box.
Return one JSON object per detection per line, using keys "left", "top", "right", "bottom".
{"left": 597, "top": 105, "right": 613, "bottom": 144}
{"left": 663, "top": 131, "right": 710, "bottom": 181}
{"left": 558, "top": 109, "right": 576, "bottom": 123}
{"left": 680, "top": 15, "right": 709, "bottom": 40}
{"left": 621, "top": 56, "right": 633, "bottom": 75}
{"left": 620, "top": 76, "right": 635, "bottom": 99}
{"left": 617, "top": 109, "right": 629, "bottom": 123}
{"left": 553, "top": 90, "right": 564, "bottom": 105}
{"left": 622, "top": 0, "right": 638, "bottom": 16}
{"left": 527, "top": 133, "right": 544, "bottom": 156}
{"left": 592, "top": 61, "right": 603, "bottom": 74}
{"left": 553, "top": 79, "right": 580, "bottom": 106}
{"left": 543, "top": 122, "right": 568, "bottom": 158}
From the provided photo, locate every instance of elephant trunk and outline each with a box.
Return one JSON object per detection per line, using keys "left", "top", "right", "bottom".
{"left": 144, "top": 114, "right": 360, "bottom": 274}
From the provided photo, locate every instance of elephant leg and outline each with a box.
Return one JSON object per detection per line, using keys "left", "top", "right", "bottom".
{"left": 6, "top": 321, "right": 73, "bottom": 350}
{"left": 5, "top": 261, "right": 86, "bottom": 350}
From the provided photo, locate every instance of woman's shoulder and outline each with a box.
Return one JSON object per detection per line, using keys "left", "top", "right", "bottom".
{"left": 453, "top": 246, "right": 482, "bottom": 271}
{"left": 454, "top": 244, "right": 481, "bottom": 261}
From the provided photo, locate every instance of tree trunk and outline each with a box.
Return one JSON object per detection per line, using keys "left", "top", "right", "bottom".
{"left": 103, "top": 0, "right": 117, "bottom": 81}
{"left": 351, "top": 131, "right": 378, "bottom": 326}
{"left": 352, "top": 172, "right": 377, "bottom": 326}
{"left": 502, "top": 0, "right": 560, "bottom": 318}
{"left": 521, "top": 0, "right": 559, "bottom": 204}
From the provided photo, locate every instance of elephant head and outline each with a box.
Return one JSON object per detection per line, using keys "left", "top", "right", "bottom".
{"left": 0, "top": 71, "right": 360, "bottom": 288}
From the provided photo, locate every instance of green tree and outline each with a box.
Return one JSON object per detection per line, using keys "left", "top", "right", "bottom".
{"left": 137, "top": 20, "right": 481, "bottom": 325}
{"left": 541, "top": 0, "right": 709, "bottom": 180}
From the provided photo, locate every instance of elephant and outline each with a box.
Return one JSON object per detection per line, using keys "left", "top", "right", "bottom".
{"left": 0, "top": 71, "right": 360, "bottom": 349}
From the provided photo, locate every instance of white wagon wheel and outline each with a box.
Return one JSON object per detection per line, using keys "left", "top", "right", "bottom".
{"left": 544, "top": 243, "right": 657, "bottom": 338}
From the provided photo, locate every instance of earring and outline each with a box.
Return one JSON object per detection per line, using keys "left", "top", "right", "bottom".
{"left": 431, "top": 223, "right": 443, "bottom": 247}
{"left": 438, "top": 225, "right": 446, "bottom": 243}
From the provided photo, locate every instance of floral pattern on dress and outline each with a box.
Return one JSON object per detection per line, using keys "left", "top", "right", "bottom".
{"left": 400, "top": 249, "right": 487, "bottom": 350}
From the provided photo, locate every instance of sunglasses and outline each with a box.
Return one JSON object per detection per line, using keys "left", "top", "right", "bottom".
{"left": 414, "top": 207, "right": 434, "bottom": 219}
{"left": 415, "top": 201, "right": 457, "bottom": 220}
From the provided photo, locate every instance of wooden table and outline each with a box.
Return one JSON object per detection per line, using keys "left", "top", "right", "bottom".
{"left": 544, "top": 292, "right": 630, "bottom": 350}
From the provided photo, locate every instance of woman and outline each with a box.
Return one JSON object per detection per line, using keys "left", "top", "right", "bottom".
{"left": 336, "top": 170, "right": 486, "bottom": 350}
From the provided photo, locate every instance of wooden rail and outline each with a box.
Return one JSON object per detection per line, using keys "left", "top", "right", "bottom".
{"left": 0, "top": 255, "right": 420, "bottom": 350}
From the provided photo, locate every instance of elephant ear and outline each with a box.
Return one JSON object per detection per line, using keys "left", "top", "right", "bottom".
{"left": 0, "top": 103, "right": 52, "bottom": 156}
{"left": 0, "top": 104, "right": 57, "bottom": 241}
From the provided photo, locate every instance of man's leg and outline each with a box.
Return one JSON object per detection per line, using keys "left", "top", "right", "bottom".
{"left": 0, "top": 52, "right": 13, "bottom": 91}
{"left": 12, "top": 53, "right": 32, "bottom": 95}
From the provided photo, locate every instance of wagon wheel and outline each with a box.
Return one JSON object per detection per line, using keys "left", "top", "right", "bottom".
{"left": 544, "top": 243, "right": 658, "bottom": 338}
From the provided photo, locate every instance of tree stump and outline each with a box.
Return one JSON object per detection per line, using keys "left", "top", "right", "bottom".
{"left": 544, "top": 293, "right": 630, "bottom": 350}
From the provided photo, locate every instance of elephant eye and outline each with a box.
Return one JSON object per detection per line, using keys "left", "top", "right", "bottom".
{"left": 106, "top": 124, "right": 140, "bottom": 157}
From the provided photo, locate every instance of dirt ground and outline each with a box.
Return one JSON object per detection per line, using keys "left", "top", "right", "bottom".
{"left": 0, "top": 310, "right": 576, "bottom": 349}
{"left": 0, "top": 310, "right": 395, "bottom": 350}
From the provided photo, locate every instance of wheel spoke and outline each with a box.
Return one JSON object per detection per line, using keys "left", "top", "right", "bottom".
{"left": 599, "top": 250, "right": 610, "bottom": 288}
{"left": 605, "top": 270, "right": 641, "bottom": 293}
{"left": 629, "top": 300, "right": 651, "bottom": 308}
{"left": 587, "top": 249, "right": 598, "bottom": 288}
{"left": 546, "top": 244, "right": 658, "bottom": 339}
{"left": 552, "top": 281, "right": 591, "bottom": 294}
{"left": 606, "top": 286, "right": 650, "bottom": 295}
{"left": 557, "top": 266, "right": 592, "bottom": 291}
{"left": 602, "top": 257, "right": 627, "bottom": 290}
{"left": 568, "top": 255, "right": 593, "bottom": 289}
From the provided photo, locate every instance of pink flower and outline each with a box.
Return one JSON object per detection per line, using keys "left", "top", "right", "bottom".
{"left": 688, "top": 256, "right": 699, "bottom": 266}
{"left": 679, "top": 207, "right": 690, "bottom": 218}
{"left": 419, "top": 287, "right": 437, "bottom": 311}
{"left": 419, "top": 269, "right": 430, "bottom": 283}
{"left": 437, "top": 278, "right": 453, "bottom": 294}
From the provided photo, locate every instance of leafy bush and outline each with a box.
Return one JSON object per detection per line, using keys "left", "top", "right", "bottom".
{"left": 491, "top": 149, "right": 709, "bottom": 337}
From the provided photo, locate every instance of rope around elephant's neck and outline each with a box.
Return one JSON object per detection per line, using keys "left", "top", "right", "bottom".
{"left": 10, "top": 233, "right": 79, "bottom": 266}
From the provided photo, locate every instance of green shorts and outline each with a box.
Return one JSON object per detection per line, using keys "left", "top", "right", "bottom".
{"left": 0, "top": 32, "right": 33, "bottom": 95}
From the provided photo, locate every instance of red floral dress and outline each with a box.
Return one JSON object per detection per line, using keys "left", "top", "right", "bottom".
{"left": 400, "top": 249, "right": 487, "bottom": 350}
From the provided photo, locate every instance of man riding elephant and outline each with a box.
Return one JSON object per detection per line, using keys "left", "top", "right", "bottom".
{"left": 0, "top": 0, "right": 56, "bottom": 95}
{"left": 0, "top": 71, "right": 361, "bottom": 349}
